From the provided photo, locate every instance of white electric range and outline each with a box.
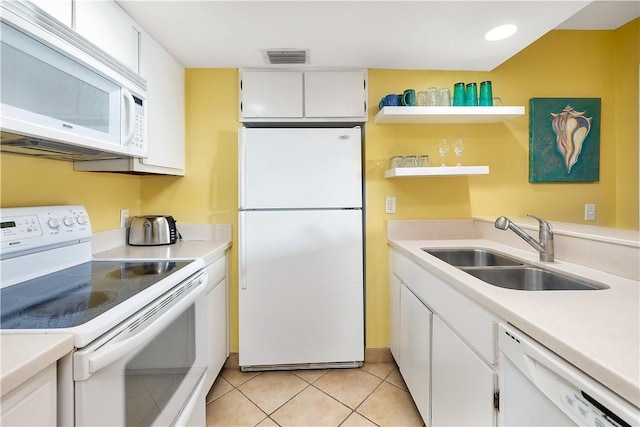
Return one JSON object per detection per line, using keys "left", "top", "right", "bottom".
{"left": 0, "top": 205, "right": 208, "bottom": 426}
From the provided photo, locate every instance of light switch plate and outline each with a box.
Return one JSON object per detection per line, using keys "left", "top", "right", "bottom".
{"left": 584, "top": 204, "right": 596, "bottom": 221}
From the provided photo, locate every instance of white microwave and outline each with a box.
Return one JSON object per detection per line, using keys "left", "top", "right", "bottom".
{"left": 0, "top": 6, "right": 147, "bottom": 161}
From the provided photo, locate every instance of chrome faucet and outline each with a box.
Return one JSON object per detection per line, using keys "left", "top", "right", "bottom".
{"left": 494, "top": 214, "right": 554, "bottom": 262}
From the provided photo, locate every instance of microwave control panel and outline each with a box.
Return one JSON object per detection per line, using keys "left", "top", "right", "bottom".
{"left": 130, "top": 95, "right": 145, "bottom": 150}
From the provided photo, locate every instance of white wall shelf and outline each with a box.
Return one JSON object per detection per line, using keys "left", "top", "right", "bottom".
{"left": 375, "top": 106, "right": 525, "bottom": 124}
{"left": 384, "top": 166, "right": 489, "bottom": 178}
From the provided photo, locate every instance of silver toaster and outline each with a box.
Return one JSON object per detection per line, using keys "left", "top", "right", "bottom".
{"left": 128, "top": 215, "right": 178, "bottom": 246}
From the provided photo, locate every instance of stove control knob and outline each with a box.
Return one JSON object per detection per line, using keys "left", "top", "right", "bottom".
{"left": 47, "top": 218, "right": 61, "bottom": 229}
{"left": 64, "top": 217, "right": 75, "bottom": 227}
{"left": 76, "top": 215, "right": 88, "bottom": 225}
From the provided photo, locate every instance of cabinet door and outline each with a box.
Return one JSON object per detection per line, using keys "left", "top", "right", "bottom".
{"left": 399, "top": 284, "right": 431, "bottom": 424}
{"left": 304, "top": 70, "right": 366, "bottom": 118}
{"left": 138, "top": 30, "right": 185, "bottom": 173}
{"left": 204, "top": 256, "right": 228, "bottom": 391}
{"left": 240, "top": 70, "right": 303, "bottom": 118}
{"left": 432, "top": 316, "right": 496, "bottom": 426}
{"left": 1, "top": 364, "right": 56, "bottom": 426}
{"left": 29, "top": 0, "right": 72, "bottom": 26}
{"left": 389, "top": 273, "right": 401, "bottom": 362}
{"left": 75, "top": 0, "right": 140, "bottom": 73}
{"left": 206, "top": 279, "right": 228, "bottom": 389}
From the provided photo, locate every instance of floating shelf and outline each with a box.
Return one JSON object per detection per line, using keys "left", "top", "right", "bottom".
{"left": 374, "top": 106, "right": 525, "bottom": 124}
{"left": 384, "top": 166, "right": 490, "bottom": 178}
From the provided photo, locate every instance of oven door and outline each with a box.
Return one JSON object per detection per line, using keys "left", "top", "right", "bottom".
{"left": 73, "top": 272, "right": 207, "bottom": 427}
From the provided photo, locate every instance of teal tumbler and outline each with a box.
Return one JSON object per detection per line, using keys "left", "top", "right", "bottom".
{"left": 465, "top": 83, "right": 478, "bottom": 106}
{"left": 452, "top": 82, "right": 465, "bottom": 106}
{"left": 479, "top": 81, "right": 493, "bottom": 106}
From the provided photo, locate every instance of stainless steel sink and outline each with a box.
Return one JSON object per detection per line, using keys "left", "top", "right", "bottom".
{"left": 462, "top": 267, "right": 608, "bottom": 291}
{"left": 423, "top": 248, "right": 524, "bottom": 267}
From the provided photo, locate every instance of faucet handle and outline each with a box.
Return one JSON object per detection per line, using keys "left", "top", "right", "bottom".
{"left": 527, "top": 214, "right": 553, "bottom": 233}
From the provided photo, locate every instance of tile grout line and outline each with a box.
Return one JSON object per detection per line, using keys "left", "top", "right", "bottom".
{"left": 207, "top": 365, "right": 410, "bottom": 427}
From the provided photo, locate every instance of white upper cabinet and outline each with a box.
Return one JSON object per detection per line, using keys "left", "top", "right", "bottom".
{"left": 75, "top": 0, "right": 140, "bottom": 73}
{"left": 304, "top": 71, "right": 367, "bottom": 118}
{"left": 75, "top": 30, "right": 185, "bottom": 175}
{"left": 29, "top": 0, "right": 72, "bottom": 27}
{"left": 137, "top": 31, "right": 185, "bottom": 173}
{"left": 240, "top": 70, "right": 303, "bottom": 118}
{"left": 239, "top": 69, "right": 368, "bottom": 122}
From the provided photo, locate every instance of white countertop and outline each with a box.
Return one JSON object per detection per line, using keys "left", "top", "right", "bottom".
{"left": 93, "top": 239, "right": 231, "bottom": 265}
{"left": 388, "top": 238, "right": 640, "bottom": 408}
{"left": 1, "top": 333, "right": 74, "bottom": 397}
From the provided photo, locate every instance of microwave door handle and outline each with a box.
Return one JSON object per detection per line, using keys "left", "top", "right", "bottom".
{"left": 85, "top": 281, "right": 205, "bottom": 376}
{"left": 122, "top": 88, "right": 136, "bottom": 145}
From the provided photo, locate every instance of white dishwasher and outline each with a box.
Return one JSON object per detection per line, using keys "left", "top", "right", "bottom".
{"left": 498, "top": 323, "right": 639, "bottom": 427}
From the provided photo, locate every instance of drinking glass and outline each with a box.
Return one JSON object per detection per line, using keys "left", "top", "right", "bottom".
{"left": 416, "top": 91, "right": 428, "bottom": 106}
{"left": 403, "top": 155, "right": 418, "bottom": 167}
{"left": 389, "top": 156, "right": 404, "bottom": 169}
{"left": 452, "top": 138, "right": 465, "bottom": 166}
{"left": 437, "top": 139, "right": 449, "bottom": 166}
{"left": 426, "top": 87, "right": 439, "bottom": 106}
{"left": 438, "top": 88, "right": 451, "bottom": 106}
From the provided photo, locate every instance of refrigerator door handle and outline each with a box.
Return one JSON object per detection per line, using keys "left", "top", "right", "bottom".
{"left": 239, "top": 212, "right": 247, "bottom": 290}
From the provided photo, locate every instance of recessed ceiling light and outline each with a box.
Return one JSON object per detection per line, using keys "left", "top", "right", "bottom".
{"left": 484, "top": 24, "right": 518, "bottom": 41}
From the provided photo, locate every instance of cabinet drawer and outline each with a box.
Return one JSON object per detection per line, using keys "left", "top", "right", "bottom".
{"left": 390, "top": 249, "right": 497, "bottom": 364}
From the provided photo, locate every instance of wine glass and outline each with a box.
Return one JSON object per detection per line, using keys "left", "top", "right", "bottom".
{"left": 452, "top": 138, "right": 465, "bottom": 166}
{"left": 437, "top": 139, "right": 449, "bottom": 166}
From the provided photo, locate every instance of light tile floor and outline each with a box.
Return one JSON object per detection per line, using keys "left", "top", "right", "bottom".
{"left": 205, "top": 362, "right": 424, "bottom": 427}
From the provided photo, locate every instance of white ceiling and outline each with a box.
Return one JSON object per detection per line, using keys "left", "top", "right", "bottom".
{"left": 117, "top": 1, "right": 640, "bottom": 71}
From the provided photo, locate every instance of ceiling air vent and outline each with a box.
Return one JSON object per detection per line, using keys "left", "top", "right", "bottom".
{"left": 262, "top": 49, "right": 310, "bottom": 65}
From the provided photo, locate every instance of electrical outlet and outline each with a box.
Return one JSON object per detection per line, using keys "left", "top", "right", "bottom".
{"left": 584, "top": 204, "right": 596, "bottom": 221}
{"left": 120, "top": 209, "right": 130, "bottom": 227}
{"left": 385, "top": 196, "right": 396, "bottom": 214}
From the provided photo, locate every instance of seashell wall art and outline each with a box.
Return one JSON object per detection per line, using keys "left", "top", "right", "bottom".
{"left": 529, "top": 98, "right": 601, "bottom": 182}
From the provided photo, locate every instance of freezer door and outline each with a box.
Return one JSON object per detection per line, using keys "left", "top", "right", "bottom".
{"left": 239, "top": 127, "right": 362, "bottom": 209}
{"left": 239, "top": 209, "right": 364, "bottom": 367}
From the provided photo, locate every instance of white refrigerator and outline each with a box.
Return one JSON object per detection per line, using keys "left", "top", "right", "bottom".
{"left": 238, "top": 127, "right": 364, "bottom": 370}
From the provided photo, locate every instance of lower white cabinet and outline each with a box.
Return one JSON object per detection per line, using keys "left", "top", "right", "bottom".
{"left": 399, "top": 283, "right": 431, "bottom": 423}
{"left": 390, "top": 248, "right": 499, "bottom": 427}
{"left": 432, "top": 315, "right": 497, "bottom": 426}
{"left": 0, "top": 364, "right": 56, "bottom": 426}
{"left": 204, "top": 254, "right": 229, "bottom": 392}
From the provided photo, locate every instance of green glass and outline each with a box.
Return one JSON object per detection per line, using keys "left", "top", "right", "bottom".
{"left": 452, "top": 82, "right": 465, "bottom": 106}
{"left": 465, "top": 83, "right": 478, "bottom": 106}
{"left": 479, "top": 81, "right": 493, "bottom": 106}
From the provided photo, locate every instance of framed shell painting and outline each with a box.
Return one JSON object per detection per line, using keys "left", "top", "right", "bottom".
{"left": 529, "top": 98, "right": 601, "bottom": 182}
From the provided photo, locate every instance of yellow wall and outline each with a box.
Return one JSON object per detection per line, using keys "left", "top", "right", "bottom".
{"left": 1, "top": 24, "right": 637, "bottom": 352}
{"left": 614, "top": 19, "right": 640, "bottom": 230}
{"left": 139, "top": 69, "right": 241, "bottom": 349}
{"left": 0, "top": 155, "right": 141, "bottom": 231}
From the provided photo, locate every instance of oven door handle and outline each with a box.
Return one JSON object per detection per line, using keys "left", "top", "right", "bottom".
{"left": 84, "top": 276, "right": 206, "bottom": 377}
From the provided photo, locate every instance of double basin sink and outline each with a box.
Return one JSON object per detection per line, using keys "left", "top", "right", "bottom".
{"left": 423, "top": 248, "right": 608, "bottom": 291}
